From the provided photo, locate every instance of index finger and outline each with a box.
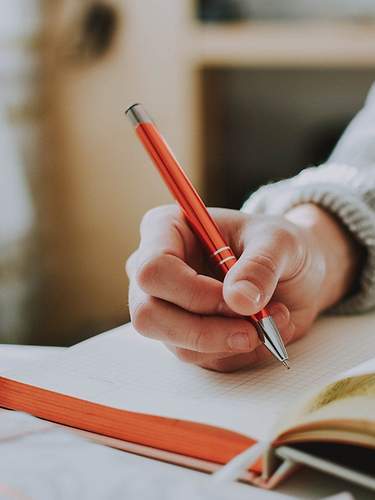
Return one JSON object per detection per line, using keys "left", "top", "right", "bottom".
{"left": 130, "top": 206, "right": 233, "bottom": 315}
{"left": 139, "top": 205, "right": 195, "bottom": 261}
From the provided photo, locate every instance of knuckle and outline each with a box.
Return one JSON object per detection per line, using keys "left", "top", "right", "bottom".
{"left": 131, "top": 298, "right": 155, "bottom": 335}
{"left": 186, "top": 282, "right": 204, "bottom": 311}
{"left": 272, "top": 225, "right": 297, "bottom": 251}
{"left": 163, "top": 325, "right": 179, "bottom": 344}
{"left": 141, "top": 205, "right": 178, "bottom": 229}
{"left": 136, "top": 254, "right": 165, "bottom": 291}
{"left": 174, "top": 348, "right": 198, "bottom": 364}
{"left": 188, "top": 316, "right": 208, "bottom": 352}
{"left": 245, "top": 253, "right": 278, "bottom": 280}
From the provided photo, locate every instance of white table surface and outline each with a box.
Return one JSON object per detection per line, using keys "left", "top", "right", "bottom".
{"left": 0, "top": 344, "right": 372, "bottom": 500}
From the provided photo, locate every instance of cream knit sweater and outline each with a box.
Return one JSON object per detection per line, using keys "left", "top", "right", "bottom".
{"left": 242, "top": 84, "right": 375, "bottom": 313}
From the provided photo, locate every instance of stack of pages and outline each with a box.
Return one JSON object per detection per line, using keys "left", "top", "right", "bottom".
{"left": 0, "top": 313, "right": 374, "bottom": 491}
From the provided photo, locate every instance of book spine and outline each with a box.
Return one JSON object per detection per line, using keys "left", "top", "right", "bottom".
{"left": 255, "top": 459, "right": 299, "bottom": 489}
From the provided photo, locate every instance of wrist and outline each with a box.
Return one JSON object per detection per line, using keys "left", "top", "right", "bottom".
{"left": 285, "top": 203, "right": 362, "bottom": 311}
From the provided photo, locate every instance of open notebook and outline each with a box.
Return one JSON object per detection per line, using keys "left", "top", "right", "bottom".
{"left": 0, "top": 313, "right": 374, "bottom": 490}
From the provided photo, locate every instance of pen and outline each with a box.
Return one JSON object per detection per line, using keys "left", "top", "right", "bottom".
{"left": 126, "top": 103, "right": 289, "bottom": 369}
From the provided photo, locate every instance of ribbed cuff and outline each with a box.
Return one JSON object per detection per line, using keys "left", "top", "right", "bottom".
{"left": 242, "top": 171, "right": 375, "bottom": 314}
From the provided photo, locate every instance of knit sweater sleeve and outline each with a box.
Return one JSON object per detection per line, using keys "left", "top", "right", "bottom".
{"left": 242, "top": 83, "right": 375, "bottom": 313}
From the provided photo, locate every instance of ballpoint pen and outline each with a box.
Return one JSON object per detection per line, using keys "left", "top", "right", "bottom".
{"left": 126, "top": 103, "right": 290, "bottom": 368}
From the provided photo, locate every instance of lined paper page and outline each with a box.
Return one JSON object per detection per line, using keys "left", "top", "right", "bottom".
{"left": 4, "top": 312, "right": 375, "bottom": 441}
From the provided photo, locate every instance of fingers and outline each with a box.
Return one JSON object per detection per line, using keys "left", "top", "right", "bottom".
{"left": 126, "top": 205, "right": 233, "bottom": 316}
{"left": 138, "top": 205, "right": 196, "bottom": 261}
{"left": 166, "top": 344, "right": 260, "bottom": 372}
{"left": 126, "top": 205, "right": 194, "bottom": 280}
{"left": 130, "top": 275, "right": 292, "bottom": 355}
{"left": 223, "top": 223, "right": 305, "bottom": 316}
{"left": 167, "top": 308, "right": 295, "bottom": 372}
{"left": 127, "top": 206, "right": 305, "bottom": 372}
{"left": 130, "top": 292, "right": 261, "bottom": 353}
{"left": 136, "top": 252, "right": 233, "bottom": 315}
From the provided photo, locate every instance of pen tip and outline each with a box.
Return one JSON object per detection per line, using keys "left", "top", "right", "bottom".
{"left": 282, "top": 360, "right": 290, "bottom": 370}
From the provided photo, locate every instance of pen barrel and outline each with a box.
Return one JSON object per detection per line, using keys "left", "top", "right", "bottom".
{"left": 127, "top": 107, "right": 270, "bottom": 325}
{"left": 135, "top": 122, "right": 230, "bottom": 257}
{"left": 135, "top": 122, "right": 268, "bottom": 323}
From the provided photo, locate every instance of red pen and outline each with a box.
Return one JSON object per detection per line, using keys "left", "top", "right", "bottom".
{"left": 126, "top": 103, "right": 289, "bottom": 368}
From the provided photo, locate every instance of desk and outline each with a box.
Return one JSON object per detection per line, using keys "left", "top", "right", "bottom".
{"left": 0, "top": 344, "right": 372, "bottom": 500}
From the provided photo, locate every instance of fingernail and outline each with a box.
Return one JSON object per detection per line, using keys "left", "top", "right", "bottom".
{"left": 232, "top": 281, "right": 261, "bottom": 306}
{"left": 228, "top": 332, "right": 250, "bottom": 351}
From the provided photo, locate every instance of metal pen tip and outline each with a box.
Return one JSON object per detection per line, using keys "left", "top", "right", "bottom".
{"left": 282, "top": 360, "right": 290, "bottom": 370}
{"left": 255, "top": 316, "right": 289, "bottom": 367}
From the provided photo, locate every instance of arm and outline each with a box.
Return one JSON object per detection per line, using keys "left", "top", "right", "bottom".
{"left": 242, "top": 84, "right": 375, "bottom": 313}
{"left": 126, "top": 85, "right": 374, "bottom": 372}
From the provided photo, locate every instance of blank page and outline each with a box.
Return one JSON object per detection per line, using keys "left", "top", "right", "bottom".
{"left": 4, "top": 312, "right": 375, "bottom": 441}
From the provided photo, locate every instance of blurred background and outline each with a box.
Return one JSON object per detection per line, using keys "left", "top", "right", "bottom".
{"left": 1, "top": 0, "right": 375, "bottom": 346}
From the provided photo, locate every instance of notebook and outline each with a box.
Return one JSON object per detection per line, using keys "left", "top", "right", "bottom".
{"left": 0, "top": 312, "right": 374, "bottom": 491}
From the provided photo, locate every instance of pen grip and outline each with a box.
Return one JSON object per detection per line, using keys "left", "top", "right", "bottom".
{"left": 136, "top": 122, "right": 228, "bottom": 256}
{"left": 135, "top": 122, "right": 268, "bottom": 322}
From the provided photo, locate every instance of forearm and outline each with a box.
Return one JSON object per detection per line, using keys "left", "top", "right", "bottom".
{"left": 285, "top": 204, "right": 363, "bottom": 311}
{"left": 242, "top": 83, "right": 375, "bottom": 313}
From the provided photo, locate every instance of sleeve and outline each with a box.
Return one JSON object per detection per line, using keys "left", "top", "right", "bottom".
{"left": 241, "top": 83, "right": 375, "bottom": 314}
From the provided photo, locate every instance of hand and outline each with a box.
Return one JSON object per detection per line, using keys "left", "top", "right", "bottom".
{"left": 126, "top": 203, "right": 360, "bottom": 372}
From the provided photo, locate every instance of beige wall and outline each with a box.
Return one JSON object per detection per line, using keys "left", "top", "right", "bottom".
{"left": 37, "top": 1, "right": 375, "bottom": 344}
{"left": 38, "top": 0, "right": 199, "bottom": 344}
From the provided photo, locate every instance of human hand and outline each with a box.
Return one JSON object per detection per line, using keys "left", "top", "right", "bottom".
{"left": 126, "top": 203, "right": 360, "bottom": 371}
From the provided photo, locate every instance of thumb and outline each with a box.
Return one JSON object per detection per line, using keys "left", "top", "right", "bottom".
{"left": 223, "top": 231, "right": 295, "bottom": 316}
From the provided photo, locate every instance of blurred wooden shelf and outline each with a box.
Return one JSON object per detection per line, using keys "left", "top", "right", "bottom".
{"left": 189, "top": 21, "right": 375, "bottom": 67}
{"left": 40, "top": 0, "right": 375, "bottom": 343}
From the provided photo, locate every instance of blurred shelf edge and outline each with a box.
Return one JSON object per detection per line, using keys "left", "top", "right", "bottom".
{"left": 188, "top": 21, "right": 375, "bottom": 67}
{"left": 34, "top": 0, "right": 375, "bottom": 344}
